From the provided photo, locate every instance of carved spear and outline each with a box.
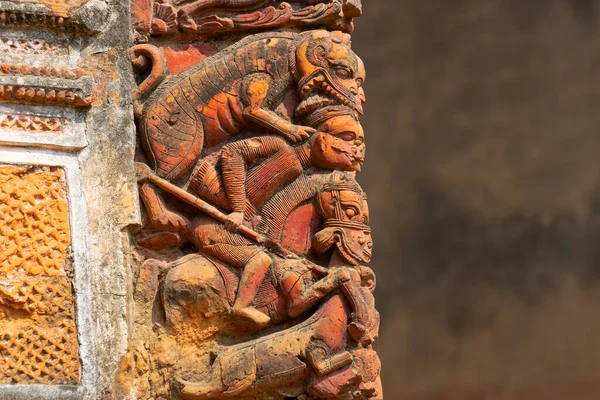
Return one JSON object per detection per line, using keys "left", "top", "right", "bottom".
{"left": 135, "top": 162, "right": 266, "bottom": 243}
{"left": 134, "top": 162, "right": 330, "bottom": 276}
{"left": 136, "top": 162, "right": 375, "bottom": 338}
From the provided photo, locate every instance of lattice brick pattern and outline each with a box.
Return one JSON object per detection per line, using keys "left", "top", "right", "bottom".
{"left": 0, "top": 322, "right": 79, "bottom": 384}
{"left": 0, "top": 165, "right": 71, "bottom": 276}
{"left": 0, "top": 277, "right": 73, "bottom": 314}
{"left": 0, "top": 165, "right": 80, "bottom": 384}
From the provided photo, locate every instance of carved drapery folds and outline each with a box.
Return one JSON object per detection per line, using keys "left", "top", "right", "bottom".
{"left": 129, "top": 0, "right": 379, "bottom": 398}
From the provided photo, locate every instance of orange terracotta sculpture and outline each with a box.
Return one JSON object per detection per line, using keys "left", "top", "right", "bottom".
{"left": 130, "top": 0, "right": 379, "bottom": 398}
{"left": 133, "top": 0, "right": 360, "bottom": 36}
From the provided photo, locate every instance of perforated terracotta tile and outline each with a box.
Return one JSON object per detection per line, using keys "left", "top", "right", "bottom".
{"left": 0, "top": 165, "right": 80, "bottom": 385}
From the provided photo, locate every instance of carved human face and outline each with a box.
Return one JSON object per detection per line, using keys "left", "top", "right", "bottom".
{"left": 311, "top": 115, "right": 366, "bottom": 172}
{"left": 296, "top": 31, "right": 366, "bottom": 115}
{"left": 323, "top": 44, "right": 365, "bottom": 114}
{"left": 314, "top": 187, "right": 373, "bottom": 265}
{"left": 335, "top": 189, "right": 372, "bottom": 263}
{"left": 356, "top": 57, "right": 366, "bottom": 110}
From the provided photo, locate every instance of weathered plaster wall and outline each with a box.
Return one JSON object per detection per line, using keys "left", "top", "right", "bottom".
{"left": 353, "top": 1, "right": 600, "bottom": 399}
{"left": 75, "top": 1, "right": 139, "bottom": 392}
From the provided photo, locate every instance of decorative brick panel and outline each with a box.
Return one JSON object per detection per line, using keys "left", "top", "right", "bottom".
{"left": 0, "top": 165, "right": 80, "bottom": 385}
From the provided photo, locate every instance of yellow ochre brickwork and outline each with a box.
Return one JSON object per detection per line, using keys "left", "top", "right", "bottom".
{"left": 0, "top": 165, "right": 80, "bottom": 384}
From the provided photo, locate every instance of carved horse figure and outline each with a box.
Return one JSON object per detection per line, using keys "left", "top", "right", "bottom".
{"left": 181, "top": 106, "right": 365, "bottom": 326}
{"left": 138, "top": 106, "right": 369, "bottom": 325}
{"left": 160, "top": 173, "right": 380, "bottom": 398}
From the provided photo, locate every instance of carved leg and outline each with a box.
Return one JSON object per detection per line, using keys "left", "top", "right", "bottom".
{"left": 307, "top": 339, "right": 353, "bottom": 377}
{"left": 139, "top": 183, "right": 189, "bottom": 234}
{"left": 241, "top": 74, "right": 316, "bottom": 143}
{"left": 232, "top": 252, "right": 272, "bottom": 327}
{"left": 309, "top": 348, "right": 381, "bottom": 399}
{"left": 340, "top": 277, "right": 374, "bottom": 345}
{"left": 178, "top": 373, "right": 226, "bottom": 399}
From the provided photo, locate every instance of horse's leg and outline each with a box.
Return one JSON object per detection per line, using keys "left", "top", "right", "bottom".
{"left": 341, "top": 279, "right": 376, "bottom": 345}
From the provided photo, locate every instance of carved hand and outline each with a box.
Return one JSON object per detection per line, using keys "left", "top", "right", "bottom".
{"left": 135, "top": 162, "right": 152, "bottom": 183}
{"left": 328, "top": 266, "right": 353, "bottom": 288}
{"left": 224, "top": 211, "right": 245, "bottom": 232}
{"left": 358, "top": 265, "right": 376, "bottom": 292}
{"left": 288, "top": 125, "right": 317, "bottom": 143}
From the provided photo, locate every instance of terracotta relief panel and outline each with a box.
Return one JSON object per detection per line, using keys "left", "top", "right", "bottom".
{"left": 0, "top": 0, "right": 379, "bottom": 395}
{"left": 0, "top": 35, "right": 69, "bottom": 57}
{"left": 0, "top": 113, "right": 68, "bottom": 134}
{"left": 7, "top": 0, "right": 94, "bottom": 18}
{"left": 0, "top": 64, "right": 93, "bottom": 107}
{"left": 0, "top": 165, "right": 80, "bottom": 385}
{"left": 127, "top": 0, "right": 380, "bottom": 398}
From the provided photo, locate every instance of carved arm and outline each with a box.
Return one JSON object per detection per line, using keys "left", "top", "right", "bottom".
{"left": 220, "top": 136, "right": 290, "bottom": 215}
{"left": 241, "top": 74, "right": 316, "bottom": 143}
{"left": 281, "top": 265, "right": 353, "bottom": 318}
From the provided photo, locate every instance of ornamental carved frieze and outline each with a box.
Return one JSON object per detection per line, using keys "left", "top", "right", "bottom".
{"left": 128, "top": 0, "right": 380, "bottom": 398}
{"left": 133, "top": 0, "right": 361, "bottom": 38}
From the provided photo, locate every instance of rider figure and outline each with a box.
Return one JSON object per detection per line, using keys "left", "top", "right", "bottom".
{"left": 190, "top": 106, "right": 365, "bottom": 327}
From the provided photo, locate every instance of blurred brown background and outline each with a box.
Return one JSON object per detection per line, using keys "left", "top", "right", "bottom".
{"left": 352, "top": 1, "right": 600, "bottom": 399}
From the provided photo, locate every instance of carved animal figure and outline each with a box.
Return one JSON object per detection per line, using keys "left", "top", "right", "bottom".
{"left": 131, "top": 29, "right": 365, "bottom": 181}
{"left": 140, "top": 106, "right": 369, "bottom": 327}
{"left": 163, "top": 172, "right": 376, "bottom": 335}
{"left": 161, "top": 173, "right": 379, "bottom": 398}
{"left": 180, "top": 107, "right": 364, "bottom": 327}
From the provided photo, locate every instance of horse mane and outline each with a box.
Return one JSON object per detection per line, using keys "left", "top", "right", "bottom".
{"left": 257, "top": 172, "right": 329, "bottom": 242}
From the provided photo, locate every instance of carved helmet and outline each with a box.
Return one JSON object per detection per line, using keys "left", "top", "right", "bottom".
{"left": 313, "top": 173, "right": 372, "bottom": 265}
